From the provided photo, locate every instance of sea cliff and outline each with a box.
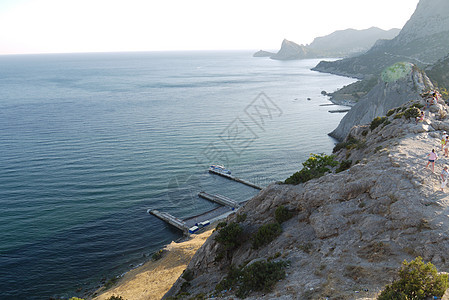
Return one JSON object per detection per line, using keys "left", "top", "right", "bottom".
{"left": 163, "top": 95, "right": 449, "bottom": 299}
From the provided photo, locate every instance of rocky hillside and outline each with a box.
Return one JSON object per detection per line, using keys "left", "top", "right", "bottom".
{"left": 329, "top": 62, "right": 434, "bottom": 141}
{"left": 164, "top": 97, "right": 449, "bottom": 299}
{"left": 427, "top": 53, "right": 449, "bottom": 92}
{"left": 313, "top": 0, "right": 449, "bottom": 78}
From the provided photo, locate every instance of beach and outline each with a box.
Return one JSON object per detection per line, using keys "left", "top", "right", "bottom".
{"left": 93, "top": 229, "right": 213, "bottom": 300}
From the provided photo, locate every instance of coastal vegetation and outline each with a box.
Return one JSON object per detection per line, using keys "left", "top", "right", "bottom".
{"left": 284, "top": 153, "right": 339, "bottom": 185}
{"left": 251, "top": 223, "right": 282, "bottom": 249}
{"left": 214, "top": 222, "right": 244, "bottom": 254}
{"left": 378, "top": 257, "right": 448, "bottom": 300}
{"left": 274, "top": 205, "right": 293, "bottom": 223}
{"left": 215, "top": 259, "right": 287, "bottom": 298}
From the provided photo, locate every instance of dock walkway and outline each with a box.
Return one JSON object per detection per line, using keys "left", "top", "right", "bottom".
{"left": 147, "top": 209, "right": 189, "bottom": 234}
{"left": 198, "top": 191, "right": 240, "bottom": 208}
{"left": 208, "top": 169, "right": 262, "bottom": 190}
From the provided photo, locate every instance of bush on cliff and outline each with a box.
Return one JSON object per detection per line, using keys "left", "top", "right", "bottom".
{"left": 252, "top": 223, "right": 282, "bottom": 249}
{"left": 333, "top": 136, "right": 365, "bottom": 153}
{"left": 275, "top": 205, "right": 293, "bottom": 223}
{"left": 370, "top": 116, "right": 387, "bottom": 130}
{"left": 214, "top": 222, "right": 243, "bottom": 250}
{"left": 285, "top": 153, "right": 338, "bottom": 185}
{"left": 404, "top": 107, "right": 421, "bottom": 119}
{"left": 215, "top": 260, "right": 287, "bottom": 298}
{"left": 378, "top": 257, "right": 448, "bottom": 300}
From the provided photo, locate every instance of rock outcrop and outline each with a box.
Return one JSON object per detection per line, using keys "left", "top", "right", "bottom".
{"left": 270, "top": 39, "right": 309, "bottom": 60}
{"left": 164, "top": 96, "right": 449, "bottom": 299}
{"left": 329, "top": 62, "right": 434, "bottom": 141}
{"left": 313, "top": 0, "right": 449, "bottom": 77}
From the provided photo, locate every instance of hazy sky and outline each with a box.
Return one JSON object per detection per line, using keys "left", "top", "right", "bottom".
{"left": 0, "top": 0, "right": 420, "bottom": 55}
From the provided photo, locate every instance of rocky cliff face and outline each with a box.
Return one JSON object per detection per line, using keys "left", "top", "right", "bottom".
{"left": 313, "top": 0, "right": 449, "bottom": 77}
{"left": 164, "top": 96, "right": 449, "bottom": 299}
{"left": 395, "top": 0, "right": 449, "bottom": 45}
{"left": 329, "top": 63, "right": 434, "bottom": 141}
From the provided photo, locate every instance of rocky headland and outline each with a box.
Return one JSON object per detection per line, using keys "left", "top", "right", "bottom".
{"left": 256, "top": 27, "right": 400, "bottom": 61}
{"left": 163, "top": 93, "right": 449, "bottom": 299}
{"left": 329, "top": 62, "right": 434, "bottom": 141}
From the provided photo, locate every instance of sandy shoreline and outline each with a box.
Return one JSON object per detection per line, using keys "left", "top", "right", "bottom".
{"left": 92, "top": 229, "right": 213, "bottom": 300}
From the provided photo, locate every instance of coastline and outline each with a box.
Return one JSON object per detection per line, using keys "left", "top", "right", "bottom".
{"left": 92, "top": 228, "right": 214, "bottom": 300}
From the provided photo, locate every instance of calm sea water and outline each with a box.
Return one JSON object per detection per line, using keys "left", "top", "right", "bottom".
{"left": 0, "top": 51, "right": 355, "bottom": 299}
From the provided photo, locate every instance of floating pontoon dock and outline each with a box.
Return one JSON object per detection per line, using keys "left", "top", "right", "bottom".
{"left": 198, "top": 191, "right": 240, "bottom": 208}
{"left": 208, "top": 169, "right": 262, "bottom": 190}
{"left": 147, "top": 209, "right": 189, "bottom": 234}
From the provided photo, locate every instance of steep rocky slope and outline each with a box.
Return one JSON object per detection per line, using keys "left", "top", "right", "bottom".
{"left": 329, "top": 62, "right": 434, "bottom": 141}
{"left": 313, "top": 0, "right": 449, "bottom": 78}
{"left": 164, "top": 97, "right": 449, "bottom": 299}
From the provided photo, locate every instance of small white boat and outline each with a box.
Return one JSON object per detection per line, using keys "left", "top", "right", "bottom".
{"left": 209, "top": 165, "right": 231, "bottom": 175}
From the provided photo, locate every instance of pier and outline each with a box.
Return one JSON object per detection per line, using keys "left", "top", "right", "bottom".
{"left": 198, "top": 191, "right": 240, "bottom": 208}
{"left": 147, "top": 209, "right": 189, "bottom": 235}
{"left": 208, "top": 169, "right": 262, "bottom": 190}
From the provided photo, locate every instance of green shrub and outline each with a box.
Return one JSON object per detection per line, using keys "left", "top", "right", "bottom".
{"left": 378, "top": 257, "right": 448, "bottom": 300}
{"left": 285, "top": 153, "right": 338, "bottom": 185}
{"left": 370, "top": 116, "right": 387, "bottom": 130}
{"left": 394, "top": 112, "right": 405, "bottom": 119}
{"left": 237, "top": 260, "right": 287, "bottom": 298}
{"left": 215, "top": 221, "right": 227, "bottom": 231}
{"left": 236, "top": 213, "right": 247, "bottom": 223}
{"left": 333, "top": 136, "right": 366, "bottom": 153}
{"left": 275, "top": 206, "right": 293, "bottom": 223}
{"left": 106, "top": 296, "right": 126, "bottom": 300}
{"left": 336, "top": 160, "right": 352, "bottom": 173}
{"left": 151, "top": 249, "right": 164, "bottom": 261}
{"left": 216, "top": 260, "right": 287, "bottom": 298}
{"left": 386, "top": 108, "right": 396, "bottom": 116}
{"left": 214, "top": 222, "right": 243, "bottom": 250}
{"left": 411, "top": 103, "right": 424, "bottom": 109}
{"left": 404, "top": 107, "right": 421, "bottom": 119}
{"left": 252, "top": 223, "right": 282, "bottom": 249}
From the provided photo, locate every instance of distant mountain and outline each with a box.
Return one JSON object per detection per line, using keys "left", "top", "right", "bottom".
{"left": 256, "top": 27, "right": 400, "bottom": 61}
{"left": 308, "top": 27, "right": 400, "bottom": 58}
{"left": 313, "top": 0, "right": 449, "bottom": 77}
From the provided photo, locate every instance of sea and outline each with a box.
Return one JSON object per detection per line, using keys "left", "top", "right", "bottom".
{"left": 0, "top": 51, "right": 356, "bottom": 299}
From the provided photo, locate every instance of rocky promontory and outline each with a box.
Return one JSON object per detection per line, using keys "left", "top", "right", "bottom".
{"left": 329, "top": 62, "right": 434, "bottom": 141}
{"left": 252, "top": 50, "right": 275, "bottom": 57}
{"left": 164, "top": 93, "right": 449, "bottom": 299}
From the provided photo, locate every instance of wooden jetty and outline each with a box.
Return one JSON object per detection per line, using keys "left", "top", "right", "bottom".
{"left": 147, "top": 209, "right": 189, "bottom": 235}
{"left": 329, "top": 109, "right": 350, "bottom": 113}
{"left": 208, "top": 169, "right": 262, "bottom": 190}
{"left": 198, "top": 191, "right": 240, "bottom": 208}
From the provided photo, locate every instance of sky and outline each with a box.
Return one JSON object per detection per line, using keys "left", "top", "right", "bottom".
{"left": 0, "top": 0, "right": 420, "bottom": 55}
